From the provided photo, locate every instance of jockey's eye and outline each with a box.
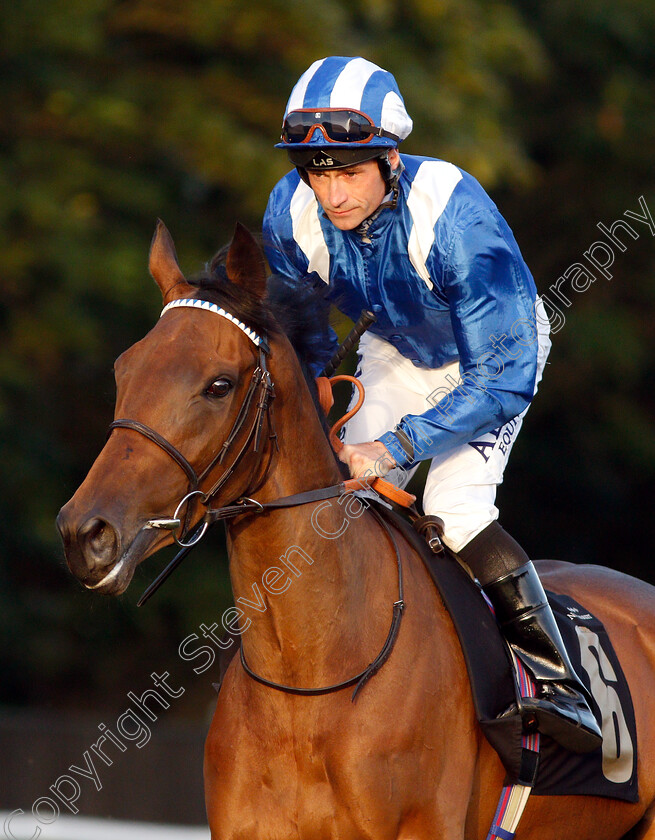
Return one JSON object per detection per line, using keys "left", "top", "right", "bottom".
{"left": 206, "top": 378, "right": 233, "bottom": 398}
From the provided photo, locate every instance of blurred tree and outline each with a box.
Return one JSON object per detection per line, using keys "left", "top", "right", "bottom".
{"left": 493, "top": 0, "right": 655, "bottom": 576}
{"left": 0, "top": 0, "right": 653, "bottom": 710}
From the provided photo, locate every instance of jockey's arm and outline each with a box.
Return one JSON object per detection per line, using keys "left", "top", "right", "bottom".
{"left": 377, "top": 210, "right": 541, "bottom": 470}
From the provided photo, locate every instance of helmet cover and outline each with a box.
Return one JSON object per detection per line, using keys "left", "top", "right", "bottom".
{"left": 277, "top": 56, "right": 412, "bottom": 153}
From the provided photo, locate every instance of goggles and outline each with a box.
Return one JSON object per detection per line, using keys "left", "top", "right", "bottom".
{"left": 281, "top": 108, "right": 400, "bottom": 145}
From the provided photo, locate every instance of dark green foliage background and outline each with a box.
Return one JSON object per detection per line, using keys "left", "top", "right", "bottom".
{"left": 1, "top": 0, "right": 653, "bottom": 716}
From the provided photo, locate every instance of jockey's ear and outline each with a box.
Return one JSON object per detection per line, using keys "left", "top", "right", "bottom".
{"left": 225, "top": 222, "right": 268, "bottom": 299}
{"left": 149, "top": 220, "right": 195, "bottom": 304}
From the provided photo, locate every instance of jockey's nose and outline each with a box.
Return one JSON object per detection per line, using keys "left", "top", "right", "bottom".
{"left": 328, "top": 176, "right": 348, "bottom": 207}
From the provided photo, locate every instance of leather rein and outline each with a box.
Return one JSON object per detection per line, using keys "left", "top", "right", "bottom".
{"left": 108, "top": 298, "right": 406, "bottom": 699}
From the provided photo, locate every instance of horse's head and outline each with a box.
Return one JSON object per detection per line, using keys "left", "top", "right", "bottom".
{"left": 57, "top": 221, "right": 299, "bottom": 596}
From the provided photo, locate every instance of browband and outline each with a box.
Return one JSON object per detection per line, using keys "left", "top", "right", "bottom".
{"left": 161, "top": 298, "right": 267, "bottom": 350}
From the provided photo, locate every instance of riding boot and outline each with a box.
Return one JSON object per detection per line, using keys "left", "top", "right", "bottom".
{"left": 459, "top": 523, "right": 602, "bottom": 754}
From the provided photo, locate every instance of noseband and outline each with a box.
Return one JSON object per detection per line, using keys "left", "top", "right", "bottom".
{"left": 108, "top": 298, "right": 276, "bottom": 547}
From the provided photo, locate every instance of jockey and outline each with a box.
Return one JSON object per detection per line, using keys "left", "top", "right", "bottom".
{"left": 263, "top": 56, "right": 601, "bottom": 754}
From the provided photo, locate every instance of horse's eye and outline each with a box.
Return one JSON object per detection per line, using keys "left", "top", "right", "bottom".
{"left": 206, "top": 378, "right": 233, "bottom": 398}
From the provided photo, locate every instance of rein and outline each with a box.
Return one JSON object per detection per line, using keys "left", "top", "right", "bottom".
{"left": 239, "top": 505, "right": 405, "bottom": 701}
{"left": 112, "top": 297, "right": 407, "bottom": 698}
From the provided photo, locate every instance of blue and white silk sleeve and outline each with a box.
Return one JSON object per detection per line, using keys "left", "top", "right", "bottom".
{"left": 379, "top": 209, "right": 540, "bottom": 467}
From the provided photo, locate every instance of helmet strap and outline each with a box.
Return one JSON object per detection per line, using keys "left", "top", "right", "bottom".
{"left": 378, "top": 150, "right": 404, "bottom": 192}
{"left": 296, "top": 165, "right": 311, "bottom": 186}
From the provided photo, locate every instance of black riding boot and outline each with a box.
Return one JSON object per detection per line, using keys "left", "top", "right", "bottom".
{"left": 460, "top": 523, "right": 602, "bottom": 754}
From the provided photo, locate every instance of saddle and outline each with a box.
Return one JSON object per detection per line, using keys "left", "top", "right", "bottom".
{"left": 376, "top": 503, "right": 638, "bottom": 802}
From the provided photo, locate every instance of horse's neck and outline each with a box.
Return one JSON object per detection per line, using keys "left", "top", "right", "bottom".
{"left": 226, "top": 362, "right": 397, "bottom": 685}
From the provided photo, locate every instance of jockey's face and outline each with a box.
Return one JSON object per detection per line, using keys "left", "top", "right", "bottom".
{"left": 306, "top": 149, "right": 400, "bottom": 231}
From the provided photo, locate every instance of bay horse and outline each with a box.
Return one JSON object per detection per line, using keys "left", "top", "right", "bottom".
{"left": 57, "top": 222, "right": 655, "bottom": 839}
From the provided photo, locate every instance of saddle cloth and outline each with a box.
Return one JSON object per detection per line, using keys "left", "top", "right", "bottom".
{"left": 382, "top": 507, "right": 639, "bottom": 803}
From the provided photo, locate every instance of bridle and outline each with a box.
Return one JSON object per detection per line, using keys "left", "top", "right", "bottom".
{"left": 109, "top": 297, "right": 276, "bottom": 546}
{"left": 109, "top": 318, "right": 276, "bottom": 548}
{"left": 108, "top": 297, "right": 405, "bottom": 699}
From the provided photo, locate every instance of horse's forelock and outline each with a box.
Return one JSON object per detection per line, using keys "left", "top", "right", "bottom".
{"left": 189, "top": 252, "right": 332, "bottom": 377}
{"left": 187, "top": 260, "right": 276, "bottom": 343}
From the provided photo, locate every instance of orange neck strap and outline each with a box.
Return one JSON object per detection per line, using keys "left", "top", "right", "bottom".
{"left": 315, "top": 376, "right": 416, "bottom": 509}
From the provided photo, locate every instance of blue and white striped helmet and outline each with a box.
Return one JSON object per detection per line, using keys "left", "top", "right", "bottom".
{"left": 277, "top": 56, "right": 413, "bottom": 153}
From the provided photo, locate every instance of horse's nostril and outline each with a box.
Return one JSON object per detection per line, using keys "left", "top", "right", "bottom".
{"left": 78, "top": 517, "right": 119, "bottom": 570}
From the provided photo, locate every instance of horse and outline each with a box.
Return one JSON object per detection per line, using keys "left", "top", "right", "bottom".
{"left": 57, "top": 221, "right": 655, "bottom": 839}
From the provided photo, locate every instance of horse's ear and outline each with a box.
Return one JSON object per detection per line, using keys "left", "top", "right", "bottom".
{"left": 225, "top": 223, "right": 268, "bottom": 299}
{"left": 149, "top": 220, "right": 195, "bottom": 304}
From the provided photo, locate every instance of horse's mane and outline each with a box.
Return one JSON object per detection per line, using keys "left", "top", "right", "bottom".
{"left": 187, "top": 246, "right": 343, "bottom": 462}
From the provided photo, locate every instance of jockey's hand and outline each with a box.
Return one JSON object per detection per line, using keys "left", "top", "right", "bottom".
{"left": 338, "top": 440, "right": 396, "bottom": 480}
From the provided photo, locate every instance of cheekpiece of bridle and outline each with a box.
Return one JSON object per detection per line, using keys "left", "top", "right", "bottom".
{"left": 108, "top": 298, "right": 276, "bottom": 553}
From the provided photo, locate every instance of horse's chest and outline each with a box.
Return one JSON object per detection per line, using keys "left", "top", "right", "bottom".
{"left": 205, "top": 695, "right": 406, "bottom": 839}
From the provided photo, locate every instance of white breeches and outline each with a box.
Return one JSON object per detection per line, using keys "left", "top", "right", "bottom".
{"left": 342, "top": 321, "right": 551, "bottom": 552}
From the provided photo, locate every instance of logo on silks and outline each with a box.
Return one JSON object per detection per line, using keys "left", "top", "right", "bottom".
{"left": 310, "top": 150, "right": 336, "bottom": 168}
